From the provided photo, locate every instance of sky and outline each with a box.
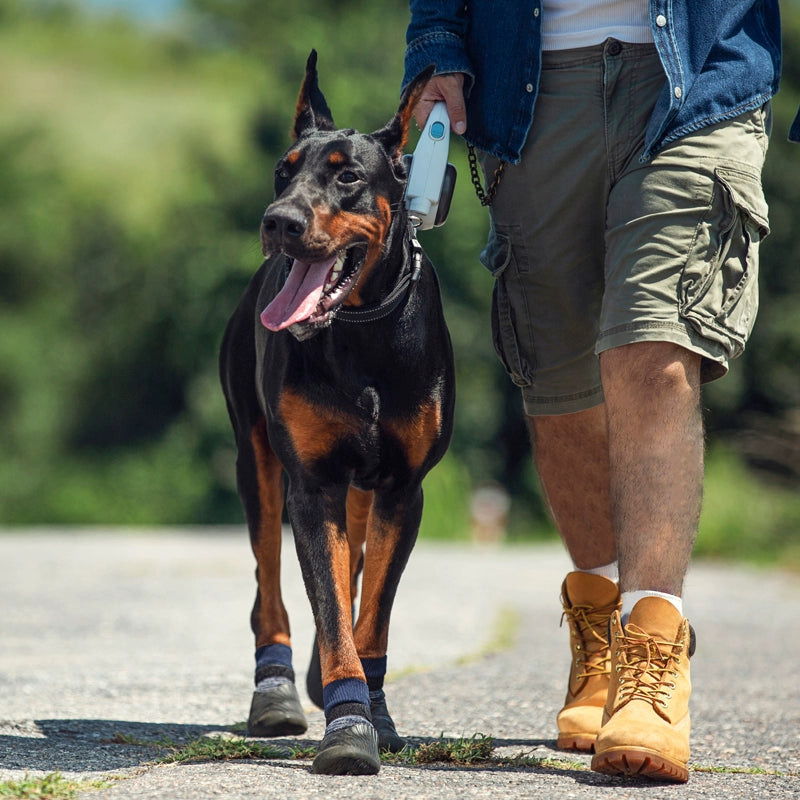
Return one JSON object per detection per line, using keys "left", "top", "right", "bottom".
{"left": 79, "top": 0, "right": 183, "bottom": 23}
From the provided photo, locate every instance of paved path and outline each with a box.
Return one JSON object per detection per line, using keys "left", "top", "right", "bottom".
{"left": 1, "top": 529, "right": 799, "bottom": 799}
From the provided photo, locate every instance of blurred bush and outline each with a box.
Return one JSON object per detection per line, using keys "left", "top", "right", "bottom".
{"left": 1, "top": 1, "right": 800, "bottom": 562}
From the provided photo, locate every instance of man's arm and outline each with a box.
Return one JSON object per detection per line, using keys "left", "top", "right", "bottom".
{"left": 404, "top": 0, "right": 472, "bottom": 133}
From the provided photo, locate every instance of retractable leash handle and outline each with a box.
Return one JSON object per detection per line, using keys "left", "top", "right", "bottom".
{"left": 403, "top": 101, "right": 457, "bottom": 231}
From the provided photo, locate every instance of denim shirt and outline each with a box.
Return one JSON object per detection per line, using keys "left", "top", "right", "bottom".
{"left": 404, "top": 0, "right": 784, "bottom": 163}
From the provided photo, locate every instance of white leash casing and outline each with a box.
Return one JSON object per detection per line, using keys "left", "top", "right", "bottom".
{"left": 404, "top": 101, "right": 457, "bottom": 230}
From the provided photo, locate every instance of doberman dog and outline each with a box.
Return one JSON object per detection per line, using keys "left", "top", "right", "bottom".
{"left": 219, "top": 52, "right": 454, "bottom": 775}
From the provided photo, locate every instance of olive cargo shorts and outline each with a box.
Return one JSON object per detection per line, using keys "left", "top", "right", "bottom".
{"left": 480, "top": 41, "right": 771, "bottom": 416}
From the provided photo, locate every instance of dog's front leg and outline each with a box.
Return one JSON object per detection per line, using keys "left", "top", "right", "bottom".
{"left": 289, "top": 483, "right": 381, "bottom": 775}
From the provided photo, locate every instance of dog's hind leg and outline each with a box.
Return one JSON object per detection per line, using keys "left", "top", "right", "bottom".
{"left": 242, "top": 417, "right": 308, "bottom": 737}
{"left": 352, "top": 484, "right": 424, "bottom": 753}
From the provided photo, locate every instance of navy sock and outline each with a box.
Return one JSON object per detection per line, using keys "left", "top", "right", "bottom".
{"left": 361, "top": 655, "right": 387, "bottom": 704}
{"left": 254, "top": 643, "right": 295, "bottom": 691}
{"left": 323, "top": 678, "right": 371, "bottom": 729}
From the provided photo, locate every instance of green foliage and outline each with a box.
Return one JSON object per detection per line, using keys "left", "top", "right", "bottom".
{"left": 698, "top": 445, "right": 800, "bottom": 568}
{"left": 1, "top": 0, "right": 800, "bottom": 565}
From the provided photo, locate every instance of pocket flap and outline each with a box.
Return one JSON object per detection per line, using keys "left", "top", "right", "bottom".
{"left": 479, "top": 230, "right": 512, "bottom": 276}
{"left": 715, "top": 166, "right": 770, "bottom": 238}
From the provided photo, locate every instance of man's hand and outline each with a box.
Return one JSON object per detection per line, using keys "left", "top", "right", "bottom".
{"left": 412, "top": 73, "right": 467, "bottom": 135}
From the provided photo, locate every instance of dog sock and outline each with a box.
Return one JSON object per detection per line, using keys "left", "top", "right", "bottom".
{"left": 577, "top": 560, "right": 619, "bottom": 582}
{"left": 361, "top": 655, "right": 388, "bottom": 705}
{"left": 254, "top": 643, "right": 295, "bottom": 692}
{"left": 620, "top": 590, "right": 683, "bottom": 624}
{"left": 322, "top": 678, "right": 372, "bottom": 733}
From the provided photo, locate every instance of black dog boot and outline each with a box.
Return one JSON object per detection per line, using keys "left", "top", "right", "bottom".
{"left": 248, "top": 681, "right": 308, "bottom": 737}
{"left": 312, "top": 717, "right": 380, "bottom": 775}
{"left": 370, "top": 691, "right": 406, "bottom": 753}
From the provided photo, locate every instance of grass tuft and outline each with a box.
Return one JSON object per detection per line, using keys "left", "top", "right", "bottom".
{"left": 157, "top": 735, "right": 289, "bottom": 764}
{"left": 0, "top": 773, "right": 113, "bottom": 800}
{"left": 381, "top": 733, "right": 495, "bottom": 766}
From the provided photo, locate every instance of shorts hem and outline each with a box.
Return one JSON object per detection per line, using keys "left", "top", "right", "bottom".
{"left": 595, "top": 322, "right": 730, "bottom": 382}
{"left": 522, "top": 384, "right": 605, "bottom": 417}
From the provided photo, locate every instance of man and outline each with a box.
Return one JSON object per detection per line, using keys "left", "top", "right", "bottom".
{"left": 404, "top": 0, "right": 782, "bottom": 783}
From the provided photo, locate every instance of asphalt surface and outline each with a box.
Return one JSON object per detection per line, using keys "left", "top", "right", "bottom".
{"left": 1, "top": 528, "right": 799, "bottom": 799}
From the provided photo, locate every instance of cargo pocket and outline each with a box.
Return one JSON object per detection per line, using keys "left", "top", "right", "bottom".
{"left": 679, "top": 165, "right": 769, "bottom": 359}
{"left": 480, "top": 227, "right": 533, "bottom": 388}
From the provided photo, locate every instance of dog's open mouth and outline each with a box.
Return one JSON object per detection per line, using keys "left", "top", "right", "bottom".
{"left": 260, "top": 246, "right": 365, "bottom": 333}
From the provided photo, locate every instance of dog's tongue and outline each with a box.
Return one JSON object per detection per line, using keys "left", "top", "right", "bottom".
{"left": 260, "top": 256, "right": 337, "bottom": 331}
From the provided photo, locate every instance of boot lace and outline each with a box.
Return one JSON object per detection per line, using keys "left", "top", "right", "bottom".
{"left": 613, "top": 624, "right": 684, "bottom": 713}
{"left": 561, "top": 601, "right": 617, "bottom": 680}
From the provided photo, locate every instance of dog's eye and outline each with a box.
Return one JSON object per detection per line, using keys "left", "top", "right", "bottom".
{"left": 337, "top": 171, "right": 360, "bottom": 185}
{"left": 276, "top": 167, "right": 290, "bottom": 181}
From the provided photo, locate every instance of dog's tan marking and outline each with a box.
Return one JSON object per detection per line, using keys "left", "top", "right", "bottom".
{"left": 346, "top": 487, "right": 372, "bottom": 600}
{"left": 353, "top": 511, "right": 402, "bottom": 658}
{"left": 328, "top": 150, "right": 347, "bottom": 166}
{"left": 384, "top": 400, "right": 443, "bottom": 472}
{"left": 249, "top": 418, "right": 291, "bottom": 648}
{"left": 319, "top": 519, "right": 365, "bottom": 685}
{"left": 279, "top": 388, "right": 358, "bottom": 465}
{"left": 331, "top": 195, "right": 392, "bottom": 306}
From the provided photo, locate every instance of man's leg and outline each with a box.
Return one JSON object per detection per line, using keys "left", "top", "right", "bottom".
{"left": 528, "top": 404, "right": 616, "bottom": 570}
{"left": 601, "top": 341, "right": 703, "bottom": 598}
{"left": 529, "top": 406, "right": 621, "bottom": 751}
{"left": 590, "top": 340, "right": 701, "bottom": 783}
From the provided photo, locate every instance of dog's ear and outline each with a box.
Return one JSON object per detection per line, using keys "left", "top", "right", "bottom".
{"left": 372, "top": 65, "right": 436, "bottom": 160}
{"left": 293, "top": 50, "right": 336, "bottom": 139}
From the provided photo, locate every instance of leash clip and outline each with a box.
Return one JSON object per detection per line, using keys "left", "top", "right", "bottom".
{"left": 409, "top": 220, "right": 423, "bottom": 282}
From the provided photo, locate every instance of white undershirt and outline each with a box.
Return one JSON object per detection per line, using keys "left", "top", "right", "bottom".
{"left": 541, "top": 0, "right": 653, "bottom": 51}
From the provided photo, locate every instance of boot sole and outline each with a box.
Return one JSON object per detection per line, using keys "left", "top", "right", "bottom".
{"left": 591, "top": 746, "right": 689, "bottom": 783}
{"left": 556, "top": 732, "right": 596, "bottom": 752}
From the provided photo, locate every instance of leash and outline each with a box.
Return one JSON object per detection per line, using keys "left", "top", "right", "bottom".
{"left": 467, "top": 144, "right": 505, "bottom": 206}
{"left": 335, "top": 218, "right": 423, "bottom": 324}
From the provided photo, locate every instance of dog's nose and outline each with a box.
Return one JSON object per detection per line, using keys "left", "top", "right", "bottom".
{"left": 262, "top": 207, "right": 307, "bottom": 240}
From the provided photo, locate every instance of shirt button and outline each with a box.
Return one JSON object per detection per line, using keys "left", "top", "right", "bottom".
{"left": 526, "top": 83, "right": 534, "bottom": 93}
{"left": 656, "top": 14, "right": 667, "bottom": 27}
{"left": 674, "top": 86, "right": 683, "bottom": 99}
{"left": 534, "top": 7, "right": 540, "bottom": 16}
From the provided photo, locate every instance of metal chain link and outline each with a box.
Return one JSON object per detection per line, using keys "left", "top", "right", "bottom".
{"left": 467, "top": 145, "right": 505, "bottom": 206}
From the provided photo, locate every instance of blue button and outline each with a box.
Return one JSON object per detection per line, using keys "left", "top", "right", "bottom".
{"left": 430, "top": 121, "right": 445, "bottom": 139}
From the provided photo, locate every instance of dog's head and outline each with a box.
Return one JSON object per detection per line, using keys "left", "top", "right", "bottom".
{"left": 259, "top": 50, "right": 433, "bottom": 338}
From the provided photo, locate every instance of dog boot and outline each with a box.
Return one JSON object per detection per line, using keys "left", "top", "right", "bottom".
{"left": 248, "top": 680, "right": 308, "bottom": 737}
{"left": 312, "top": 715, "right": 380, "bottom": 775}
{"left": 557, "top": 572, "right": 621, "bottom": 751}
{"left": 591, "top": 597, "right": 694, "bottom": 783}
{"left": 369, "top": 690, "right": 406, "bottom": 753}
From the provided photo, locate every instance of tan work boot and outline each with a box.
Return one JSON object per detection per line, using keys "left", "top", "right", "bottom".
{"left": 591, "top": 597, "right": 695, "bottom": 782}
{"left": 557, "top": 572, "right": 621, "bottom": 751}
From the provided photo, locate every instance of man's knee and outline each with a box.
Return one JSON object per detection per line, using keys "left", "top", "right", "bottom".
{"left": 600, "top": 342, "right": 701, "bottom": 395}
